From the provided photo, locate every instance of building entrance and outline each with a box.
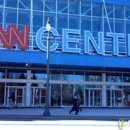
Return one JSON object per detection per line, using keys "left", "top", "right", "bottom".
{"left": 85, "top": 88, "right": 102, "bottom": 107}
{"left": 106, "top": 89, "right": 123, "bottom": 107}
{"left": 31, "top": 87, "right": 46, "bottom": 107}
{"left": 4, "top": 86, "right": 26, "bottom": 107}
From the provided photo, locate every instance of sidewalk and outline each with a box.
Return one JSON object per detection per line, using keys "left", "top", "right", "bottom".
{"left": 0, "top": 107, "right": 130, "bottom": 121}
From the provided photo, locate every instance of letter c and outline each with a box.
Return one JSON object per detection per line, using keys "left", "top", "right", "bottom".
{"left": 36, "top": 27, "right": 59, "bottom": 51}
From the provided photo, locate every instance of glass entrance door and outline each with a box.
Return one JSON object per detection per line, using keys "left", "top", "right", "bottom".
{"left": 31, "top": 87, "right": 46, "bottom": 107}
{"left": 4, "top": 86, "right": 25, "bottom": 107}
{"left": 85, "top": 89, "right": 102, "bottom": 107}
{"left": 106, "top": 89, "right": 123, "bottom": 107}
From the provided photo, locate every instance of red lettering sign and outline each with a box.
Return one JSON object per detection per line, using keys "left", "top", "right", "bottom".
{"left": 0, "top": 25, "right": 29, "bottom": 50}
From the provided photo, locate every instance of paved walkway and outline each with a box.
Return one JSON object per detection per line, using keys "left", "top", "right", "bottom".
{"left": 0, "top": 107, "right": 130, "bottom": 120}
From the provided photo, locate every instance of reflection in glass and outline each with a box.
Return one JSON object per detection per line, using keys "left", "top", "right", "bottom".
{"left": 106, "top": 75, "right": 122, "bottom": 82}
{"left": 61, "top": 72, "right": 74, "bottom": 81}
{"left": 75, "top": 85, "right": 84, "bottom": 105}
{"left": 85, "top": 74, "right": 102, "bottom": 81}
{"left": 51, "top": 84, "right": 61, "bottom": 106}
{"left": 62, "top": 84, "right": 73, "bottom": 106}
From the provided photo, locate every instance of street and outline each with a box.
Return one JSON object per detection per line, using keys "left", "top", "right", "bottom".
{"left": 0, "top": 120, "right": 127, "bottom": 130}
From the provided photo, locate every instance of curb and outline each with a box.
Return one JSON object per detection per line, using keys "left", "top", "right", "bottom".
{"left": 0, "top": 115, "right": 130, "bottom": 121}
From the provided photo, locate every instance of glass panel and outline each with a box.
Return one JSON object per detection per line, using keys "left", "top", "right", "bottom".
{"left": 75, "top": 84, "right": 84, "bottom": 105}
{"left": 51, "top": 84, "right": 61, "bottom": 106}
{"left": 17, "top": 88, "right": 23, "bottom": 106}
{"left": 18, "top": 10, "right": 30, "bottom": 29}
{"left": 44, "top": 0, "right": 56, "bottom": 12}
{"left": 74, "top": 73, "right": 84, "bottom": 81}
{"left": 94, "top": 90, "right": 101, "bottom": 106}
{"left": 85, "top": 89, "right": 89, "bottom": 106}
{"left": 57, "top": 14, "right": 68, "bottom": 34}
{"left": 33, "top": 0, "right": 43, "bottom": 11}
{"left": 31, "top": 73, "right": 46, "bottom": 80}
{"left": 106, "top": 75, "right": 122, "bottom": 82}
{"left": 61, "top": 72, "right": 74, "bottom": 81}
{"left": 115, "top": 90, "right": 122, "bottom": 106}
{"left": 104, "top": 18, "right": 114, "bottom": 33}
{"left": 123, "top": 75, "right": 130, "bottom": 82}
{"left": 57, "top": 0, "right": 68, "bottom": 13}
{"left": 123, "top": 86, "right": 130, "bottom": 107}
{"left": 115, "top": 6, "right": 124, "bottom": 19}
{"left": 41, "top": 88, "right": 45, "bottom": 105}
{"left": 6, "top": 0, "right": 18, "bottom": 8}
{"left": 51, "top": 72, "right": 61, "bottom": 80}
{"left": 7, "top": 72, "right": 27, "bottom": 79}
{"left": 62, "top": 84, "right": 73, "bottom": 106}
{"left": 5, "top": 9, "right": 17, "bottom": 25}
{"left": 104, "top": 4, "right": 113, "bottom": 18}
{"left": 85, "top": 74, "right": 102, "bottom": 81}
{"left": 0, "top": 72, "right": 5, "bottom": 78}
{"left": 69, "top": 1, "right": 79, "bottom": 14}
{"left": 0, "top": 82, "right": 5, "bottom": 105}
{"left": 92, "top": 3, "right": 102, "bottom": 17}
{"left": 33, "top": 11, "right": 43, "bottom": 33}
{"left": 126, "top": 21, "right": 130, "bottom": 34}
{"left": 125, "top": 7, "right": 130, "bottom": 20}
{"left": 106, "top": 90, "right": 110, "bottom": 106}
{"left": 69, "top": 15, "right": 79, "bottom": 29}
{"left": 0, "top": 8, "right": 3, "bottom": 25}
{"left": 81, "top": 2, "right": 91, "bottom": 16}
{"left": 81, "top": 16, "right": 91, "bottom": 33}
{"left": 115, "top": 20, "right": 124, "bottom": 33}
{"left": 19, "top": 0, "right": 31, "bottom": 9}
{"left": 0, "top": 0, "right": 4, "bottom": 6}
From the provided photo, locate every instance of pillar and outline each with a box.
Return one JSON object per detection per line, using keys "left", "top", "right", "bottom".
{"left": 26, "top": 70, "right": 31, "bottom": 107}
{"left": 102, "top": 73, "right": 106, "bottom": 107}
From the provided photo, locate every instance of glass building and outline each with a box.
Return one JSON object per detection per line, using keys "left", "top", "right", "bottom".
{"left": 0, "top": 0, "right": 130, "bottom": 107}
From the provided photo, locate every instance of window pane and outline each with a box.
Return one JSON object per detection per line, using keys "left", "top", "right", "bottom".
{"left": 115, "top": 6, "right": 124, "bottom": 19}
{"left": 81, "top": 2, "right": 91, "bottom": 16}
{"left": 69, "top": 1, "right": 80, "bottom": 14}
{"left": 115, "top": 20, "right": 124, "bottom": 33}
{"left": 104, "top": 5, "right": 113, "bottom": 18}
{"left": 57, "top": 0, "right": 68, "bottom": 13}
{"left": 0, "top": 0, "right": 4, "bottom": 6}
{"left": 5, "top": 9, "right": 17, "bottom": 25}
{"left": 69, "top": 15, "right": 79, "bottom": 29}
{"left": 33, "top": 0, "right": 43, "bottom": 11}
{"left": 19, "top": 0, "right": 31, "bottom": 9}
{"left": 92, "top": 3, "right": 102, "bottom": 17}
{"left": 18, "top": 10, "right": 30, "bottom": 27}
{"left": 44, "top": 0, "right": 56, "bottom": 12}
{"left": 6, "top": 0, "right": 18, "bottom": 8}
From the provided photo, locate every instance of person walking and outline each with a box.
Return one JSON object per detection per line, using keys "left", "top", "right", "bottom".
{"left": 69, "top": 93, "right": 79, "bottom": 115}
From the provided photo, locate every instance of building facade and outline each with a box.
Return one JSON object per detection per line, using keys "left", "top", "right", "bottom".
{"left": 0, "top": 0, "right": 130, "bottom": 108}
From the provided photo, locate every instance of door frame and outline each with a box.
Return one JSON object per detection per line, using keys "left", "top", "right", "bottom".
{"left": 4, "top": 86, "right": 25, "bottom": 107}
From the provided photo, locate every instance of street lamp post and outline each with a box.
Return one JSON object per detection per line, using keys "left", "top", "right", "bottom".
{"left": 43, "top": 18, "right": 51, "bottom": 116}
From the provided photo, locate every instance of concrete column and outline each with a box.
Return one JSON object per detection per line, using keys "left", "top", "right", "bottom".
{"left": 26, "top": 70, "right": 31, "bottom": 107}
{"left": 102, "top": 73, "right": 106, "bottom": 107}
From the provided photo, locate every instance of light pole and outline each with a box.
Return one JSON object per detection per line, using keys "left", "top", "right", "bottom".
{"left": 43, "top": 18, "right": 51, "bottom": 116}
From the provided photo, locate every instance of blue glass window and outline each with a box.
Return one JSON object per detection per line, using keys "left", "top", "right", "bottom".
{"left": 69, "top": 15, "right": 80, "bottom": 29}
{"left": 81, "top": 2, "right": 91, "bottom": 16}
{"left": 69, "top": 1, "right": 80, "bottom": 14}
{"left": 33, "top": 11, "right": 43, "bottom": 33}
{"left": 19, "top": 0, "right": 31, "bottom": 9}
{"left": 57, "top": 0, "right": 68, "bottom": 13}
{"left": 33, "top": 0, "right": 43, "bottom": 11}
{"left": 106, "top": 75, "right": 122, "bottom": 82}
{"left": 44, "top": 0, "right": 56, "bottom": 12}
{"left": 115, "top": 20, "right": 124, "bottom": 33}
{"left": 18, "top": 10, "right": 30, "bottom": 28}
{"left": 0, "top": 8, "right": 3, "bottom": 25}
{"left": 57, "top": 14, "right": 68, "bottom": 34}
{"left": 5, "top": 9, "right": 17, "bottom": 25}
{"left": 125, "top": 7, "right": 130, "bottom": 20}
{"left": 0, "top": 0, "right": 4, "bottom": 6}
{"left": 6, "top": 0, "right": 18, "bottom": 8}
{"left": 104, "top": 4, "right": 113, "bottom": 18}
{"left": 115, "top": 6, "right": 124, "bottom": 19}
{"left": 92, "top": 3, "right": 102, "bottom": 17}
